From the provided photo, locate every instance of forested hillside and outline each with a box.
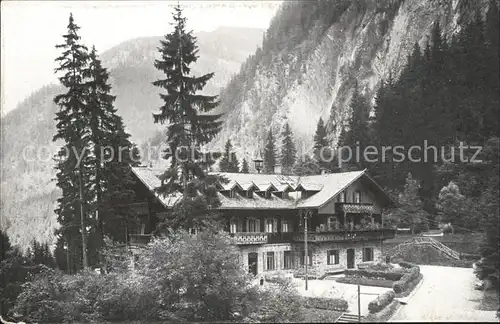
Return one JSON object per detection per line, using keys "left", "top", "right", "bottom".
{"left": 207, "top": 0, "right": 491, "bottom": 163}
{"left": 0, "top": 27, "right": 264, "bottom": 250}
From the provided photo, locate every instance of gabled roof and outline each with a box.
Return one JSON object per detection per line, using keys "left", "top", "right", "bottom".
{"left": 130, "top": 167, "right": 394, "bottom": 210}
{"left": 221, "top": 180, "right": 245, "bottom": 191}
{"left": 130, "top": 167, "right": 182, "bottom": 208}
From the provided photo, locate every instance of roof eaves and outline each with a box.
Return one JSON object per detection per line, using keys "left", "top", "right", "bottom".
{"left": 315, "top": 170, "right": 366, "bottom": 209}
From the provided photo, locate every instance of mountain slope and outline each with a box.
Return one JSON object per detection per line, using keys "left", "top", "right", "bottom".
{"left": 207, "top": 0, "right": 490, "bottom": 168}
{"left": 0, "top": 27, "right": 264, "bottom": 250}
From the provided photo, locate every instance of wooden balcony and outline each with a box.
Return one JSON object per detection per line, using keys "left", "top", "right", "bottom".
{"left": 129, "top": 234, "right": 152, "bottom": 246}
{"left": 229, "top": 232, "right": 295, "bottom": 245}
{"left": 229, "top": 232, "right": 269, "bottom": 245}
{"left": 335, "top": 202, "right": 375, "bottom": 214}
{"left": 292, "top": 228, "right": 396, "bottom": 243}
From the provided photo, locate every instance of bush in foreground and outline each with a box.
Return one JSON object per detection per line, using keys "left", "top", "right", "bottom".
{"left": 12, "top": 232, "right": 274, "bottom": 323}
{"left": 246, "top": 277, "right": 305, "bottom": 323}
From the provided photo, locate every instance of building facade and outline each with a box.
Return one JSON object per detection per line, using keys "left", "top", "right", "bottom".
{"left": 128, "top": 167, "right": 396, "bottom": 276}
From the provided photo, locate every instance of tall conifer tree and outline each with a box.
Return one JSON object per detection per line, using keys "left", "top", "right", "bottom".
{"left": 219, "top": 139, "right": 239, "bottom": 172}
{"left": 280, "top": 122, "right": 297, "bottom": 175}
{"left": 152, "top": 4, "right": 224, "bottom": 231}
{"left": 53, "top": 13, "right": 90, "bottom": 271}
{"left": 341, "top": 83, "right": 371, "bottom": 171}
{"left": 264, "top": 129, "right": 277, "bottom": 174}
{"left": 83, "top": 46, "right": 141, "bottom": 244}
{"left": 240, "top": 158, "right": 250, "bottom": 173}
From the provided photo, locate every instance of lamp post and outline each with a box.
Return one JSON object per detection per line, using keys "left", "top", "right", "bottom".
{"left": 253, "top": 148, "right": 264, "bottom": 174}
{"left": 300, "top": 209, "right": 312, "bottom": 291}
{"left": 75, "top": 167, "right": 88, "bottom": 269}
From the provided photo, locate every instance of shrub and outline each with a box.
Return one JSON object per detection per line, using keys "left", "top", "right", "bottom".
{"left": 398, "top": 261, "right": 418, "bottom": 269}
{"left": 11, "top": 268, "right": 78, "bottom": 323}
{"left": 392, "top": 265, "right": 420, "bottom": 293}
{"left": 365, "top": 261, "right": 395, "bottom": 271}
{"left": 246, "top": 277, "right": 304, "bottom": 323}
{"left": 301, "top": 296, "right": 348, "bottom": 311}
{"left": 368, "top": 290, "right": 396, "bottom": 313}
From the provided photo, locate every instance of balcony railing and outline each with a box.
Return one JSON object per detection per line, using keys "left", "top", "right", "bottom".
{"left": 229, "top": 232, "right": 269, "bottom": 245}
{"left": 228, "top": 228, "right": 394, "bottom": 245}
{"left": 129, "top": 234, "right": 152, "bottom": 246}
{"left": 335, "top": 202, "right": 375, "bottom": 214}
{"left": 292, "top": 228, "right": 396, "bottom": 242}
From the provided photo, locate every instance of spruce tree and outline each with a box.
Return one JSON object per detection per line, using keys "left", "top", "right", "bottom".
{"left": 219, "top": 139, "right": 239, "bottom": 172}
{"left": 264, "top": 129, "right": 277, "bottom": 174}
{"left": 84, "top": 46, "right": 141, "bottom": 244}
{"left": 280, "top": 122, "right": 297, "bottom": 175}
{"left": 341, "top": 84, "right": 371, "bottom": 171}
{"left": 53, "top": 13, "right": 90, "bottom": 270}
{"left": 313, "top": 117, "right": 338, "bottom": 173}
{"left": 240, "top": 158, "right": 250, "bottom": 173}
{"left": 152, "top": 4, "right": 224, "bottom": 232}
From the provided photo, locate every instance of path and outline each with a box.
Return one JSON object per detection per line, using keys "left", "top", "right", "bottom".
{"left": 389, "top": 265, "right": 498, "bottom": 322}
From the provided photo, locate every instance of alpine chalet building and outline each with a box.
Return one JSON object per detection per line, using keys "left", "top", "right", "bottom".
{"left": 127, "top": 166, "right": 396, "bottom": 276}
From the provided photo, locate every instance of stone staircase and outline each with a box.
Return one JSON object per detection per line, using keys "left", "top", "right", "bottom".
{"left": 335, "top": 313, "right": 365, "bottom": 323}
{"left": 385, "top": 236, "right": 460, "bottom": 260}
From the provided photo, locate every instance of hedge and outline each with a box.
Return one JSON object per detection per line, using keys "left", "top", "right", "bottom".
{"left": 392, "top": 264, "right": 420, "bottom": 293}
{"left": 300, "top": 296, "right": 349, "bottom": 311}
{"left": 335, "top": 276, "right": 394, "bottom": 288}
{"left": 344, "top": 269, "right": 404, "bottom": 281}
{"left": 368, "top": 290, "right": 396, "bottom": 314}
{"left": 398, "top": 261, "right": 418, "bottom": 269}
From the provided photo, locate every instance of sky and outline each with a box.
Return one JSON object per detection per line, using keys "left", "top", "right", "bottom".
{"left": 0, "top": 0, "right": 281, "bottom": 116}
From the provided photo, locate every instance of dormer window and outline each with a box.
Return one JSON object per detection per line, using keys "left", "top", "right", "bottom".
{"left": 354, "top": 191, "right": 361, "bottom": 203}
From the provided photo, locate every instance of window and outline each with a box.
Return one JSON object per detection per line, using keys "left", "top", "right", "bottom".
{"left": 228, "top": 190, "right": 235, "bottom": 198}
{"left": 327, "top": 250, "right": 339, "bottom": 265}
{"left": 266, "top": 219, "right": 274, "bottom": 233}
{"left": 247, "top": 190, "right": 253, "bottom": 198}
{"left": 339, "top": 191, "right": 346, "bottom": 202}
{"left": 363, "top": 247, "right": 374, "bottom": 262}
{"left": 230, "top": 219, "right": 237, "bottom": 234}
{"left": 300, "top": 251, "right": 312, "bottom": 266}
{"left": 282, "top": 220, "right": 289, "bottom": 233}
{"left": 283, "top": 251, "right": 293, "bottom": 269}
{"left": 328, "top": 217, "right": 339, "bottom": 230}
{"left": 266, "top": 252, "right": 275, "bottom": 270}
{"left": 354, "top": 191, "right": 361, "bottom": 203}
{"left": 248, "top": 218, "right": 258, "bottom": 232}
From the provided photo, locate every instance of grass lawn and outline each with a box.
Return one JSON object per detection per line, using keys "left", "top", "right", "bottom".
{"left": 335, "top": 276, "right": 394, "bottom": 288}
{"left": 300, "top": 308, "right": 343, "bottom": 323}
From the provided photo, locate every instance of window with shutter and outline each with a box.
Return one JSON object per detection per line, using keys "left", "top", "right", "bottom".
{"left": 362, "top": 247, "right": 374, "bottom": 262}
{"left": 327, "top": 250, "right": 339, "bottom": 265}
